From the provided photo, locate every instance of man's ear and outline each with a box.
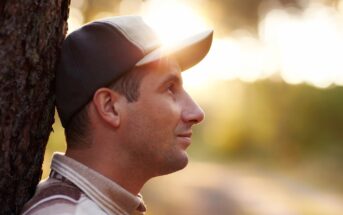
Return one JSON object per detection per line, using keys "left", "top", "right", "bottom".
{"left": 92, "top": 88, "right": 123, "bottom": 128}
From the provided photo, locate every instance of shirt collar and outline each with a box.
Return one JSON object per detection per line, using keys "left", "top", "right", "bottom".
{"left": 51, "top": 152, "right": 146, "bottom": 215}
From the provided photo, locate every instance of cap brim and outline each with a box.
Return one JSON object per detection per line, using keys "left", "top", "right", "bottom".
{"left": 135, "top": 29, "right": 213, "bottom": 71}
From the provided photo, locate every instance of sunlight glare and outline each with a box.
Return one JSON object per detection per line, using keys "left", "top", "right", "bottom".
{"left": 260, "top": 3, "right": 343, "bottom": 88}
{"left": 183, "top": 35, "right": 272, "bottom": 91}
{"left": 141, "top": 0, "right": 210, "bottom": 46}
{"left": 119, "top": 0, "right": 142, "bottom": 15}
{"left": 67, "top": 6, "right": 84, "bottom": 34}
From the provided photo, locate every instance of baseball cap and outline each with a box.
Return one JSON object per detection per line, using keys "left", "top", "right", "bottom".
{"left": 56, "top": 15, "right": 213, "bottom": 128}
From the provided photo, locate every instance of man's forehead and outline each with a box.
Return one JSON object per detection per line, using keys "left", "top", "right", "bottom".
{"left": 134, "top": 57, "right": 181, "bottom": 76}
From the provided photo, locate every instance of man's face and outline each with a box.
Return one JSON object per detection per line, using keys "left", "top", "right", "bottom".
{"left": 119, "top": 58, "right": 204, "bottom": 176}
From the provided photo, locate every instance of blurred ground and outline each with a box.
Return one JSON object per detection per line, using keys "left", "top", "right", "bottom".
{"left": 142, "top": 161, "right": 343, "bottom": 215}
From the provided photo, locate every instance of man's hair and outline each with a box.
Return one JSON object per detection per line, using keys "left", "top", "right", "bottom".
{"left": 65, "top": 67, "right": 147, "bottom": 148}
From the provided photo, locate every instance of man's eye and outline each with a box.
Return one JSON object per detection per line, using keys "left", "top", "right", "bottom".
{"left": 166, "top": 83, "right": 175, "bottom": 94}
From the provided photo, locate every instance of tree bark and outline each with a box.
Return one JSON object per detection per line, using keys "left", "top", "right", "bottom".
{"left": 0, "top": 0, "right": 70, "bottom": 214}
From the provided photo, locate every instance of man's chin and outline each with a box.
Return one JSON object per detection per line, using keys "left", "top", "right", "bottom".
{"left": 157, "top": 152, "right": 189, "bottom": 176}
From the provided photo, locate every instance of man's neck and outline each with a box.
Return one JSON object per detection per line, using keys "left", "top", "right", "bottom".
{"left": 65, "top": 147, "right": 150, "bottom": 195}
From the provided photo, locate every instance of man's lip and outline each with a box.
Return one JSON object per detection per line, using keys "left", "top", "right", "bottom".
{"left": 177, "top": 132, "right": 192, "bottom": 138}
{"left": 177, "top": 133, "right": 192, "bottom": 148}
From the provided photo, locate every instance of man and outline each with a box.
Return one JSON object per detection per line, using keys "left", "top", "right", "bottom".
{"left": 21, "top": 16, "right": 213, "bottom": 215}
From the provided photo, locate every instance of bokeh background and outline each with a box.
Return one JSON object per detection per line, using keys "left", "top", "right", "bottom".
{"left": 45, "top": 0, "right": 343, "bottom": 214}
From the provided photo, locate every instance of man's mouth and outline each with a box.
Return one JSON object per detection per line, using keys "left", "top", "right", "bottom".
{"left": 176, "top": 132, "right": 192, "bottom": 148}
{"left": 177, "top": 132, "right": 192, "bottom": 138}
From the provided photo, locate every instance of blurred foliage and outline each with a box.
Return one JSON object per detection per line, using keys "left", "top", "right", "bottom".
{"left": 81, "top": 0, "right": 121, "bottom": 21}
{"left": 191, "top": 80, "right": 343, "bottom": 162}
{"left": 69, "top": 0, "right": 343, "bottom": 37}
{"left": 194, "top": 80, "right": 343, "bottom": 163}
{"left": 188, "top": 80, "right": 343, "bottom": 192}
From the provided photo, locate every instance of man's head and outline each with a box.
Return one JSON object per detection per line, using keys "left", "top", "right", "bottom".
{"left": 56, "top": 16, "right": 212, "bottom": 177}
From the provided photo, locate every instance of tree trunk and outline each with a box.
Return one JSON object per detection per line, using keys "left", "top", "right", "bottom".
{"left": 0, "top": 0, "right": 70, "bottom": 214}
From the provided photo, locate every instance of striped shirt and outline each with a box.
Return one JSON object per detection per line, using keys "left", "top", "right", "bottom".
{"left": 21, "top": 153, "right": 146, "bottom": 215}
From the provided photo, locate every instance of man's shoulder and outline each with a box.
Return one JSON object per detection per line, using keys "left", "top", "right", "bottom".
{"left": 21, "top": 178, "right": 100, "bottom": 215}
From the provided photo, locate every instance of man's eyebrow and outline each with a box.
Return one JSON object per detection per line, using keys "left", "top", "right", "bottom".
{"left": 160, "top": 73, "right": 182, "bottom": 86}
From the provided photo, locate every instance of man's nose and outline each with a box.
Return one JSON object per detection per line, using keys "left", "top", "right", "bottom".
{"left": 181, "top": 92, "right": 205, "bottom": 125}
